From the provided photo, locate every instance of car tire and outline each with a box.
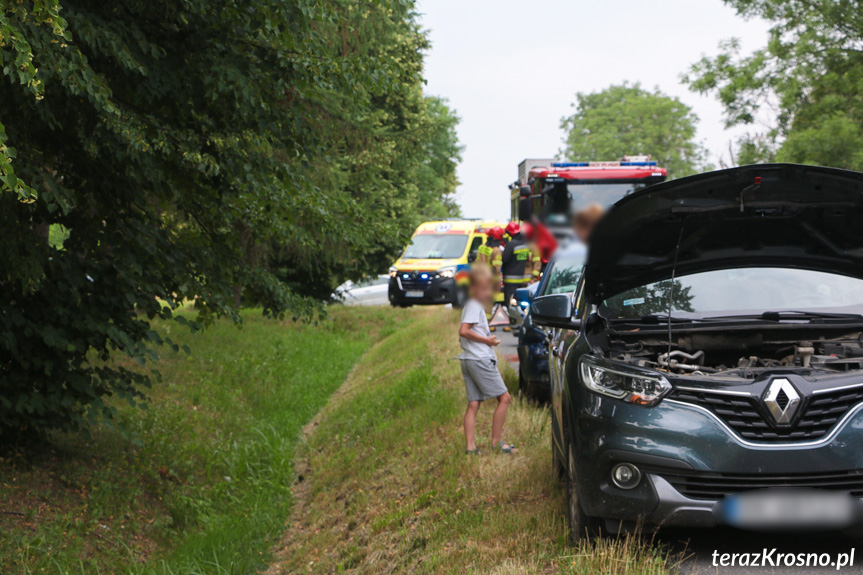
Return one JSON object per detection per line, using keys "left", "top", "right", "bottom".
{"left": 452, "top": 287, "right": 468, "bottom": 309}
{"left": 519, "top": 367, "right": 539, "bottom": 401}
{"left": 566, "top": 443, "right": 601, "bottom": 543}
{"left": 552, "top": 429, "right": 565, "bottom": 481}
{"left": 518, "top": 369, "right": 528, "bottom": 396}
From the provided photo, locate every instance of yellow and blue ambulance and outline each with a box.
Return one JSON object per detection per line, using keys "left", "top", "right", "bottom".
{"left": 388, "top": 219, "right": 500, "bottom": 308}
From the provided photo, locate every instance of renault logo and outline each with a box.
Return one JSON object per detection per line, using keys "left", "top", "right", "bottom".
{"left": 763, "top": 378, "right": 801, "bottom": 425}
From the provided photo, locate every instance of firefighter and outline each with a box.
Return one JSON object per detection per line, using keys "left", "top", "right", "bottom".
{"left": 500, "top": 221, "right": 531, "bottom": 306}
{"left": 477, "top": 225, "right": 505, "bottom": 304}
{"left": 520, "top": 222, "right": 542, "bottom": 284}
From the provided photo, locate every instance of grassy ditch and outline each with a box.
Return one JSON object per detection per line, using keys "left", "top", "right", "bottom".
{"left": 267, "top": 307, "right": 680, "bottom": 575}
{"left": 0, "top": 306, "right": 409, "bottom": 575}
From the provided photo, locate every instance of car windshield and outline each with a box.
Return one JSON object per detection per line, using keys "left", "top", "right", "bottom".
{"left": 542, "top": 253, "right": 586, "bottom": 295}
{"left": 567, "top": 183, "right": 645, "bottom": 212}
{"left": 602, "top": 267, "right": 863, "bottom": 319}
{"left": 403, "top": 234, "right": 468, "bottom": 259}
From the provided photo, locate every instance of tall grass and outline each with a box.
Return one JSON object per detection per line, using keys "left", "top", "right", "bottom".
{"left": 0, "top": 306, "right": 407, "bottom": 575}
{"left": 269, "top": 307, "right": 681, "bottom": 575}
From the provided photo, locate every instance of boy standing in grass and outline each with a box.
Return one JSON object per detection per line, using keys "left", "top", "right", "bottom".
{"left": 458, "top": 265, "right": 516, "bottom": 455}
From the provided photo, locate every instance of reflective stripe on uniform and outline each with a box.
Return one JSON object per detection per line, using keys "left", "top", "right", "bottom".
{"left": 503, "top": 275, "right": 527, "bottom": 284}
{"left": 477, "top": 245, "right": 493, "bottom": 257}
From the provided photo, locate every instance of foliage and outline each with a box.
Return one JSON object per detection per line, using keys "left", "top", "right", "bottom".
{"left": 560, "top": 82, "right": 710, "bottom": 178}
{"left": 605, "top": 279, "right": 695, "bottom": 318}
{"left": 0, "top": 306, "right": 406, "bottom": 574}
{"left": 415, "top": 96, "right": 463, "bottom": 219}
{"left": 684, "top": 0, "right": 863, "bottom": 169}
{"left": 0, "top": 0, "right": 461, "bottom": 435}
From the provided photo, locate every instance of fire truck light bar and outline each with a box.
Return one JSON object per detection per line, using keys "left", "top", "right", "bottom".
{"left": 552, "top": 161, "right": 658, "bottom": 168}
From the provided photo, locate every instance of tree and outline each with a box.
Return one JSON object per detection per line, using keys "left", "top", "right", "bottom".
{"left": 415, "top": 97, "right": 463, "bottom": 220}
{"left": 0, "top": 0, "right": 461, "bottom": 436}
{"left": 560, "top": 83, "right": 710, "bottom": 178}
{"left": 684, "top": 0, "right": 863, "bottom": 169}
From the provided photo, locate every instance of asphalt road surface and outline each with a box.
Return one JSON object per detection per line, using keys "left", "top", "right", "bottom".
{"left": 496, "top": 326, "right": 520, "bottom": 370}
{"left": 500, "top": 330, "right": 863, "bottom": 575}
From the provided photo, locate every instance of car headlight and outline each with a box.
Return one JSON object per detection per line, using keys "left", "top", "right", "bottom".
{"left": 579, "top": 356, "right": 671, "bottom": 407}
{"left": 389, "top": 266, "right": 398, "bottom": 278}
{"left": 437, "top": 266, "right": 456, "bottom": 279}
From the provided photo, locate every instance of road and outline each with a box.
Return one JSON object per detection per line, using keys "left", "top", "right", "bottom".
{"left": 499, "top": 330, "right": 863, "bottom": 575}
{"left": 496, "top": 326, "right": 520, "bottom": 369}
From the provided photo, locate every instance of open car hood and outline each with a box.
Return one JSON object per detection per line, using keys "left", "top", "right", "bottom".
{"left": 584, "top": 164, "right": 863, "bottom": 303}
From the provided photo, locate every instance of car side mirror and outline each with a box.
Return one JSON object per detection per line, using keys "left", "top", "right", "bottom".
{"left": 468, "top": 250, "right": 478, "bottom": 263}
{"left": 531, "top": 294, "right": 582, "bottom": 330}
{"left": 518, "top": 196, "right": 533, "bottom": 221}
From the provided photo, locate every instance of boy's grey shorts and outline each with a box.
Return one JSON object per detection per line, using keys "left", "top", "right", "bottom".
{"left": 461, "top": 357, "right": 508, "bottom": 402}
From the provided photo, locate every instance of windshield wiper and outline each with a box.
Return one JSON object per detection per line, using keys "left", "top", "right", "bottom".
{"left": 704, "top": 310, "right": 863, "bottom": 322}
{"left": 615, "top": 314, "right": 704, "bottom": 324}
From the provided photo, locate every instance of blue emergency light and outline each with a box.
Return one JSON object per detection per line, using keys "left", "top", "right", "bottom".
{"left": 552, "top": 161, "right": 658, "bottom": 168}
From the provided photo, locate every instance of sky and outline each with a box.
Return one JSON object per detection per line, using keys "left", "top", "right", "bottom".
{"left": 416, "top": 0, "right": 771, "bottom": 221}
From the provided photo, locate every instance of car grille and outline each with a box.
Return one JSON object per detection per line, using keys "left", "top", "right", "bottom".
{"left": 397, "top": 272, "right": 433, "bottom": 291}
{"left": 659, "top": 469, "right": 863, "bottom": 500}
{"left": 669, "top": 386, "right": 863, "bottom": 442}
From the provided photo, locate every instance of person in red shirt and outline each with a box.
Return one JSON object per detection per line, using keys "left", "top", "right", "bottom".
{"left": 528, "top": 218, "right": 558, "bottom": 268}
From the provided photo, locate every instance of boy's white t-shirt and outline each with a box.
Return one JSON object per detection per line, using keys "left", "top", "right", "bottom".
{"left": 459, "top": 299, "right": 496, "bottom": 360}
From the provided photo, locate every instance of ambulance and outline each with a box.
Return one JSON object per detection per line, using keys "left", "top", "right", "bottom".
{"left": 388, "top": 219, "right": 500, "bottom": 308}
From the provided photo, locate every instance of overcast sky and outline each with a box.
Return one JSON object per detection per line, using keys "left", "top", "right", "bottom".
{"left": 416, "top": 0, "right": 771, "bottom": 221}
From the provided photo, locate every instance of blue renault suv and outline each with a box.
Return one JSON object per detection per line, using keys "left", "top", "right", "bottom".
{"left": 532, "top": 164, "right": 863, "bottom": 540}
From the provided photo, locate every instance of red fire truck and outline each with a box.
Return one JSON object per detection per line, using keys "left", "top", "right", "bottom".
{"left": 510, "top": 156, "right": 667, "bottom": 226}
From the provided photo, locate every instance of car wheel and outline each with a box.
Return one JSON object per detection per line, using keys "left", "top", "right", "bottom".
{"left": 518, "top": 369, "right": 528, "bottom": 396}
{"left": 566, "top": 443, "right": 601, "bottom": 543}
{"left": 452, "top": 287, "right": 468, "bottom": 309}
{"left": 552, "top": 430, "right": 565, "bottom": 481}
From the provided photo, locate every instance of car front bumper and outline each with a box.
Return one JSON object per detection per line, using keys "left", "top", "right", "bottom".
{"left": 388, "top": 276, "right": 459, "bottom": 305}
{"left": 517, "top": 341, "right": 549, "bottom": 382}
{"left": 572, "top": 392, "right": 863, "bottom": 529}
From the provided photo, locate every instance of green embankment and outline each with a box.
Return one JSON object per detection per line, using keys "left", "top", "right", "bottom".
{"left": 268, "top": 307, "right": 679, "bottom": 575}
{"left": 0, "top": 306, "right": 407, "bottom": 575}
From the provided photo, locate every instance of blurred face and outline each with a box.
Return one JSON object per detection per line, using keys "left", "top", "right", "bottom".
{"left": 573, "top": 206, "right": 604, "bottom": 244}
{"left": 470, "top": 276, "right": 494, "bottom": 304}
{"left": 574, "top": 221, "right": 593, "bottom": 244}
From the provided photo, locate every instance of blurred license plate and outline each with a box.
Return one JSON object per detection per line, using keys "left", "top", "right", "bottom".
{"left": 405, "top": 290, "right": 424, "bottom": 298}
{"left": 719, "top": 489, "right": 858, "bottom": 530}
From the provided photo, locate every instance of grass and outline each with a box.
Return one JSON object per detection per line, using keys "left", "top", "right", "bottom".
{"left": 267, "top": 307, "right": 681, "bottom": 575}
{"left": 0, "top": 305, "right": 410, "bottom": 575}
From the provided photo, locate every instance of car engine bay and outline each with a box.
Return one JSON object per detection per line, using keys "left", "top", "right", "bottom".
{"left": 607, "top": 329, "right": 863, "bottom": 379}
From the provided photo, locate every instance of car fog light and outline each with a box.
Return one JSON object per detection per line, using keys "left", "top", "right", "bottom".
{"left": 611, "top": 463, "right": 641, "bottom": 490}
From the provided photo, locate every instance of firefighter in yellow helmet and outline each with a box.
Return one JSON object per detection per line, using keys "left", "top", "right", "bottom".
{"left": 500, "top": 221, "right": 531, "bottom": 304}
{"left": 520, "top": 222, "right": 542, "bottom": 284}
{"left": 476, "top": 225, "right": 506, "bottom": 321}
